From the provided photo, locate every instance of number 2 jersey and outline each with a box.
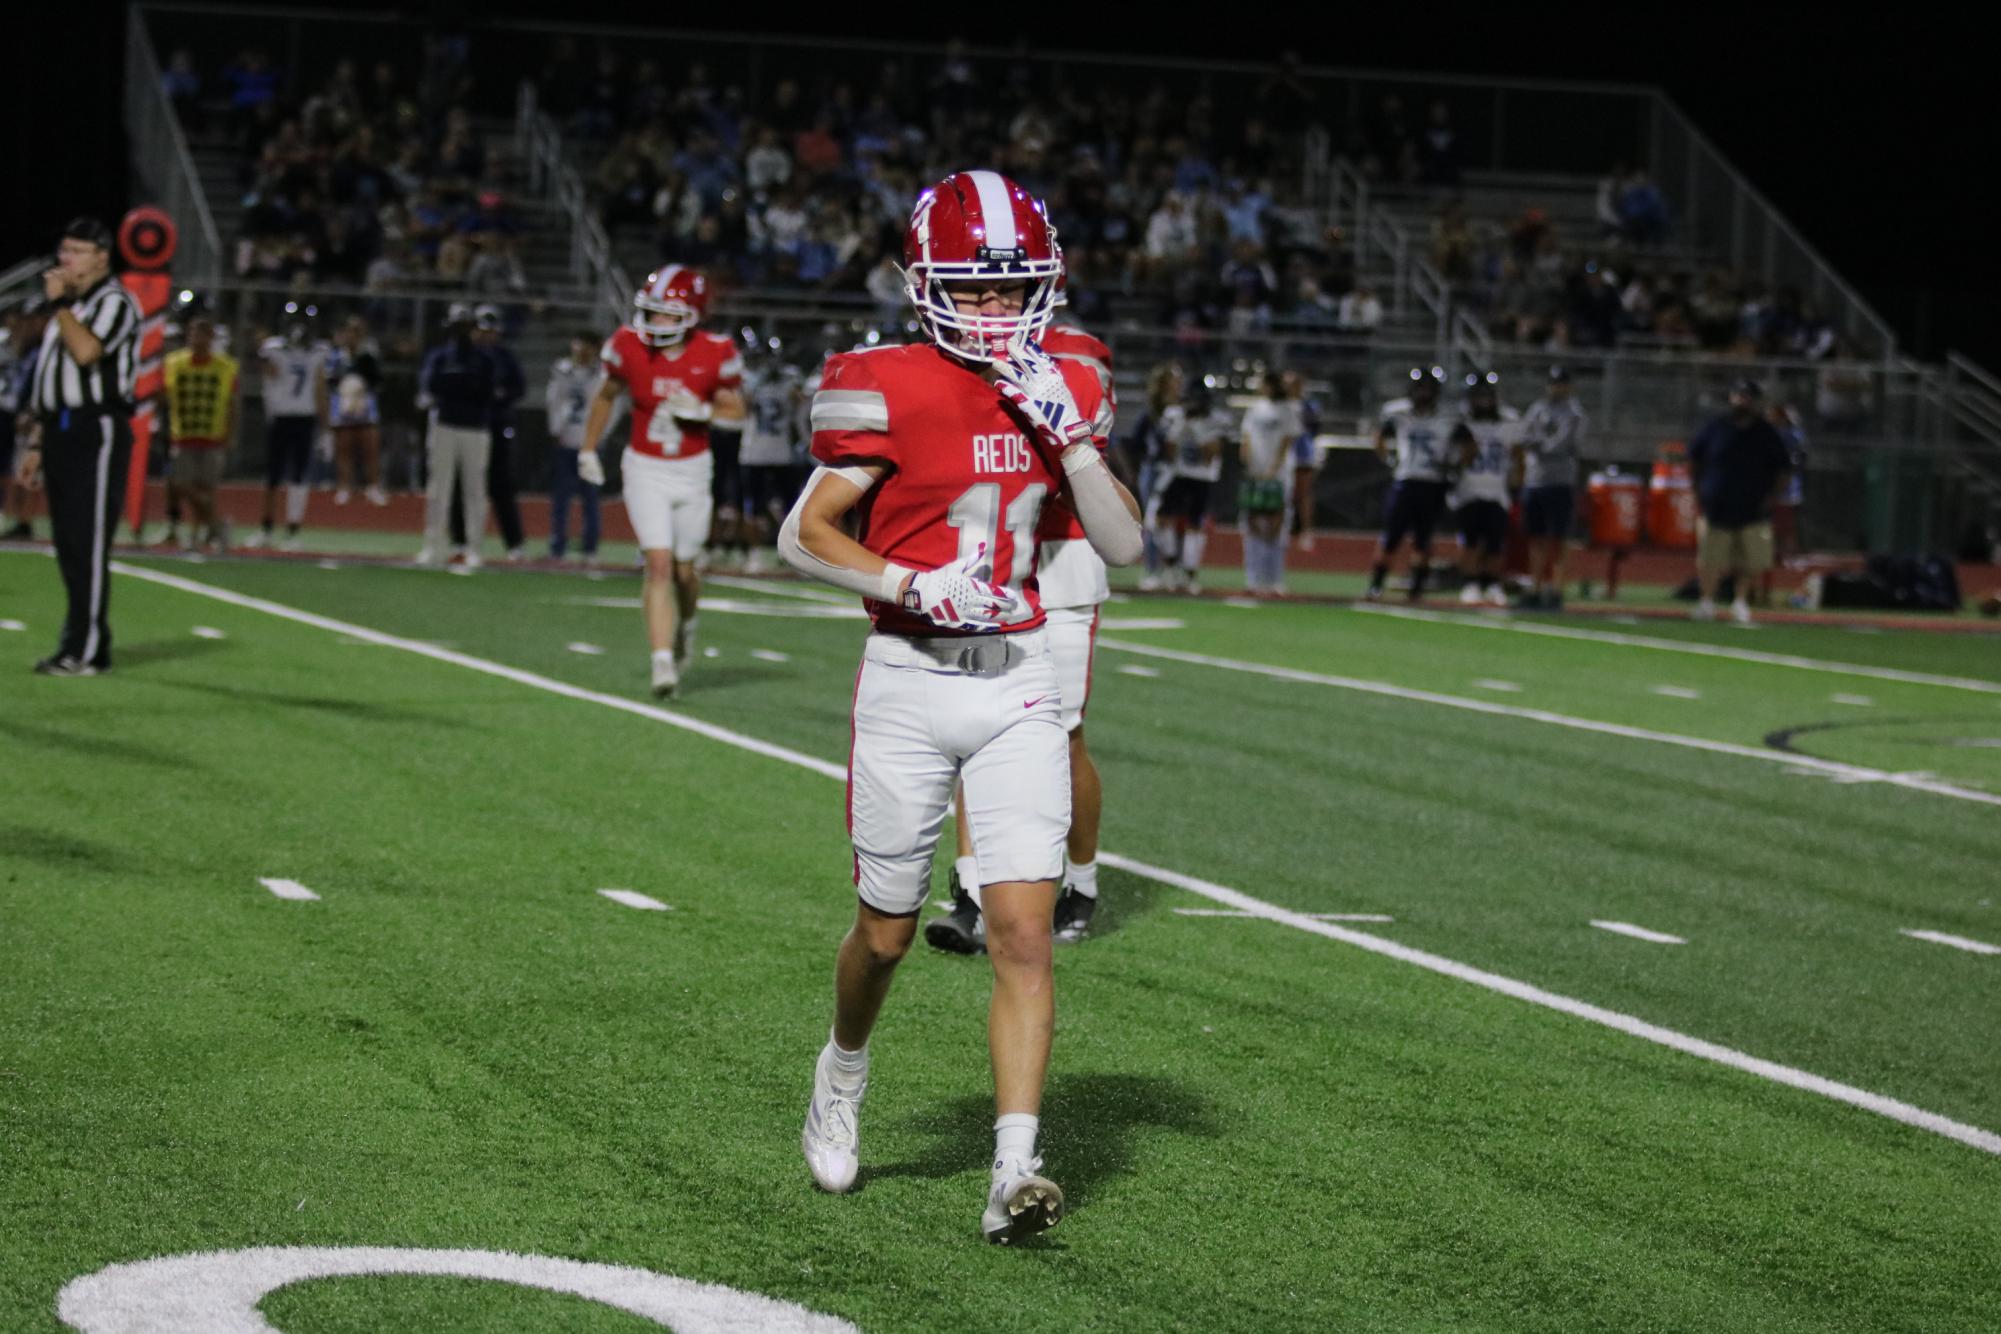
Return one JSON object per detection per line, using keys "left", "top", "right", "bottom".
{"left": 599, "top": 325, "right": 742, "bottom": 461}
{"left": 810, "top": 342, "right": 1109, "bottom": 638}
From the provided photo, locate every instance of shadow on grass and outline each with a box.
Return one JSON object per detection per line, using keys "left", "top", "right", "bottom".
{"left": 870, "top": 1070, "right": 1217, "bottom": 1221}
{"left": 151, "top": 678, "right": 468, "bottom": 728}
{"left": 0, "top": 718, "right": 192, "bottom": 770}
{"left": 0, "top": 824, "right": 130, "bottom": 872}
{"left": 114, "top": 637, "right": 232, "bottom": 669}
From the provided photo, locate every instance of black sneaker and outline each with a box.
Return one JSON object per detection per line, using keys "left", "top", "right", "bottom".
{"left": 1, "top": 522, "right": 31, "bottom": 540}
{"left": 924, "top": 869, "right": 985, "bottom": 955}
{"left": 1052, "top": 888, "right": 1097, "bottom": 943}
{"left": 33, "top": 655, "right": 100, "bottom": 677}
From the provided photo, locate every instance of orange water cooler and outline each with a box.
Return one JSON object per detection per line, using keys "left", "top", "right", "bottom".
{"left": 1585, "top": 468, "right": 1643, "bottom": 597}
{"left": 1647, "top": 445, "right": 1698, "bottom": 548}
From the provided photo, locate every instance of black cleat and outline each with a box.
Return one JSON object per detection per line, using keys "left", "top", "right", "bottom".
{"left": 1052, "top": 887, "right": 1097, "bottom": 943}
{"left": 924, "top": 870, "right": 986, "bottom": 955}
{"left": 33, "top": 655, "right": 100, "bottom": 677}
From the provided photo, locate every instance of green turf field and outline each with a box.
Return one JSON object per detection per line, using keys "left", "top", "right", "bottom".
{"left": 4, "top": 548, "right": 1999, "bottom": 1332}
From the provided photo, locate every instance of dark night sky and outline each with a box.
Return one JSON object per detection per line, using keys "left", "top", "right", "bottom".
{"left": 11, "top": 5, "right": 1996, "bottom": 367}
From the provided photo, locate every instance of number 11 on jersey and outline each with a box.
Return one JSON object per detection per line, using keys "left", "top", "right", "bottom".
{"left": 946, "top": 483, "right": 1047, "bottom": 583}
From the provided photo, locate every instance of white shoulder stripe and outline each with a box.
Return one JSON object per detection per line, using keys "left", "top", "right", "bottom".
{"left": 811, "top": 389, "right": 889, "bottom": 433}
{"left": 966, "top": 170, "right": 1018, "bottom": 250}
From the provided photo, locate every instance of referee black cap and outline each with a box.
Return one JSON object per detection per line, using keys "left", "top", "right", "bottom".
{"left": 61, "top": 216, "right": 115, "bottom": 250}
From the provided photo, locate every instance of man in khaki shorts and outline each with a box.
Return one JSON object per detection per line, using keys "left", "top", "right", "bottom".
{"left": 1687, "top": 378, "right": 1791, "bottom": 623}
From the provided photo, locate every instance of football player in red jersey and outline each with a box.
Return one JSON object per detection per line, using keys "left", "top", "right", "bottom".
{"left": 778, "top": 170, "right": 1142, "bottom": 1243}
{"left": 929, "top": 302, "right": 1118, "bottom": 954}
{"left": 577, "top": 266, "right": 745, "bottom": 698}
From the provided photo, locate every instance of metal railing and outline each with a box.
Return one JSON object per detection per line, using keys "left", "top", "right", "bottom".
{"left": 125, "top": 7, "right": 222, "bottom": 293}
{"left": 515, "top": 82, "right": 630, "bottom": 327}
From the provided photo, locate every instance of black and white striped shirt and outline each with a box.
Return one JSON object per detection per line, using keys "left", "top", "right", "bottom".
{"left": 32, "top": 276, "right": 141, "bottom": 415}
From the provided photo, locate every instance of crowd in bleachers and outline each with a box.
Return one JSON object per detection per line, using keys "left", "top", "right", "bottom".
{"left": 540, "top": 43, "right": 1377, "bottom": 337}
{"left": 164, "top": 42, "right": 529, "bottom": 298}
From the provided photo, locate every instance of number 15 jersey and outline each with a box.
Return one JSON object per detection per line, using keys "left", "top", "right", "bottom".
{"left": 811, "top": 343, "right": 1109, "bottom": 638}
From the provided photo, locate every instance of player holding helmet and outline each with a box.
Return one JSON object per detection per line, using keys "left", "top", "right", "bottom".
{"left": 577, "top": 266, "right": 745, "bottom": 698}
{"left": 779, "top": 170, "right": 1142, "bottom": 1243}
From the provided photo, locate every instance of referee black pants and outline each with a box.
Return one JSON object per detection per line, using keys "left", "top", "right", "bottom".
{"left": 41, "top": 412, "right": 132, "bottom": 668}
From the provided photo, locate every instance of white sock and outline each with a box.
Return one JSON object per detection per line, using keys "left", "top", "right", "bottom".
{"left": 824, "top": 1031, "right": 868, "bottom": 1092}
{"left": 1067, "top": 859, "right": 1098, "bottom": 900}
{"left": 955, "top": 854, "right": 983, "bottom": 908}
{"left": 1180, "top": 531, "right": 1207, "bottom": 573}
{"left": 285, "top": 482, "right": 309, "bottom": 526}
{"left": 994, "top": 1112, "right": 1038, "bottom": 1166}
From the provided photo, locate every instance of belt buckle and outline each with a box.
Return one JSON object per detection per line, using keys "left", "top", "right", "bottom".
{"left": 956, "top": 637, "right": 1006, "bottom": 675}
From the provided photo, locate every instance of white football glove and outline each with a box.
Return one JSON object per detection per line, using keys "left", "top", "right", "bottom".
{"left": 577, "top": 450, "right": 605, "bottom": 486}
{"left": 995, "top": 344, "right": 1092, "bottom": 451}
{"left": 904, "top": 543, "right": 1024, "bottom": 633}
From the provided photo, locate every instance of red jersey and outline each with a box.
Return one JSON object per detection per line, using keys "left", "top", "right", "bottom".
{"left": 811, "top": 343, "right": 1108, "bottom": 638}
{"left": 600, "top": 326, "right": 743, "bottom": 461}
{"left": 1034, "top": 324, "right": 1117, "bottom": 549}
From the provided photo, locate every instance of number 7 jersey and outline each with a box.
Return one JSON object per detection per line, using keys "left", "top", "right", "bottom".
{"left": 811, "top": 343, "right": 1109, "bottom": 637}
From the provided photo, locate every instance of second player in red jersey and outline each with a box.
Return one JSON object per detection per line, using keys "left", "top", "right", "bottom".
{"left": 580, "top": 265, "right": 744, "bottom": 698}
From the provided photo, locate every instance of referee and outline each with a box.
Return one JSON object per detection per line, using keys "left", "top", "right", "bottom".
{"left": 13, "top": 218, "right": 141, "bottom": 676}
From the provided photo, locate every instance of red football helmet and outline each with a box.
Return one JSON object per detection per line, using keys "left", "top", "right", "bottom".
{"left": 633, "top": 265, "right": 708, "bottom": 346}
{"left": 902, "top": 170, "right": 1062, "bottom": 363}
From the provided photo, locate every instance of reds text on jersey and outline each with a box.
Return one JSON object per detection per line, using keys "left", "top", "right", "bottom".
{"left": 600, "top": 326, "right": 742, "bottom": 460}
{"left": 811, "top": 344, "right": 1108, "bottom": 637}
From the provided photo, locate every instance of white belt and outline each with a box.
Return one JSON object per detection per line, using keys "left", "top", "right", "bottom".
{"left": 864, "top": 628, "right": 1048, "bottom": 677}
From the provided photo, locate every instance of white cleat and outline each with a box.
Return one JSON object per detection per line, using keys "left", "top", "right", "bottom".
{"left": 279, "top": 532, "right": 303, "bottom": 553}
{"left": 1459, "top": 583, "right": 1483, "bottom": 605}
{"left": 1691, "top": 598, "right": 1717, "bottom": 622}
{"left": 1730, "top": 598, "right": 1754, "bottom": 624}
{"left": 802, "top": 1045, "right": 865, "bottom": 1194}
{"left": 414, "top": 546, "right": 441, "bottom": 567}
{"left": 1485, "top": 584, "right": 1510, "bottom": 608}
{"left": 461, "top": 550, "right": 483, "bottom": 571}
{"left": 673, "top": 615, "right": 700, "bottom": 670}
{"left": 982, "top": 1155, "right": 1063, "bottom": 1244}
{"left": 365, "top": 485, "right": 389, "bottom": 506}
{"left": 651, "top": 650, "right": 680, "bottom": 700}
{"left": 334, "top": 488, "right": 351, "bottom": 505}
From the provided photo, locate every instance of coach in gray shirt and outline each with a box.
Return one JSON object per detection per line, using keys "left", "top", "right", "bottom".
{"left": 1517, "top": 366, "right": 1587, "bottom": 610}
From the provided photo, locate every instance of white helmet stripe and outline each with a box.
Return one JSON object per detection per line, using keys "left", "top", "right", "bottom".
{"left": 966, "top": 171, "right": 1018, "bottom": 251}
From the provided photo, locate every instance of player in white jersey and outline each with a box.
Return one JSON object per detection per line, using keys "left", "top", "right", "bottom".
{"left": 250, "top": 317, "right": 330, "bottom": 551}
{"left": 546, "top": 333, "right": 606, "bottom": 562}
{"left": 1144, "top": 378, "right": 1230, "bottom": 594}
{"left": 1238, "top": 370, "right": 1300, "bottom": 597}
{"left": 1451, "top": 371, "right": 1520, "bottom": 606}
{"left": 737, "top": 343, "right": 807, "bottom": 575}
{"left": 1366, "top": 366, "right": 1475, "bottom": 603}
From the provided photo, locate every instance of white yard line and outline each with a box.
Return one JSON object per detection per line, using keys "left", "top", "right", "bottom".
{"left": 1095, "top": 636, "right": 2001, "bottom": 809}
{"left": 1349, "top": 603, "right": 2001, "bottom": 695}
{"left": 1174, "top": 908, "right": 1395, "bottom": 922}
{"left": 0, "top": 618, "right": 25, "bottom": 631}
{"left": 1831, "top": 694, "right": 1874, "bottom": 706}
{"left": 599, "top": 889, "right": 672, "bottom": 912}
{"left": 1652, "top": 684, "right": 1702, "bottom": 699}
{"left": 258, "top": 878, "right": 320, "bottom": 902}
{"left": 114, "top": 562, "right": 2001, "bottom": 1159}
{"left": 1591, "top": 920, "right": 1687, "bottom": 945}
{"left": 191, "top": 626, "right": 227, "bottom": 640}
{"left": 566, "top": 642, "right": 606, "bottom": 656}
{"left": 1099, "top": 617, "right": 1185, "bottom": 631}
{"left": 705, "top": 573, "right": 855, "bottom": 606}
{"left": 1900, "top": 929, "right": 2001, "bottom": 956}
{"left": 570, "top": 594, "right": 867, "bottom": 621}
{"left": 1117, "top": 664, "right": 1162, "bottom": 678}
{"left": 751, "top": 649, "right": 792, "bottom": 663}
{"left": 1472, "top": 679, "right": 1522, "bottom": 693}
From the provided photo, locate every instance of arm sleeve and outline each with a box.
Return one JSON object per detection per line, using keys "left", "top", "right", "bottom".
{"left": 776, "top": 465, "right": 908, "bottom": 599}
{"left": 1059, "top": 446, "right": 1144, "bottom": 566}
{"left": 809, "top": 353, "right": 895, "bottom": 469}
{"left": 716, "top": 339, "right": 744, "bottom": 391}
